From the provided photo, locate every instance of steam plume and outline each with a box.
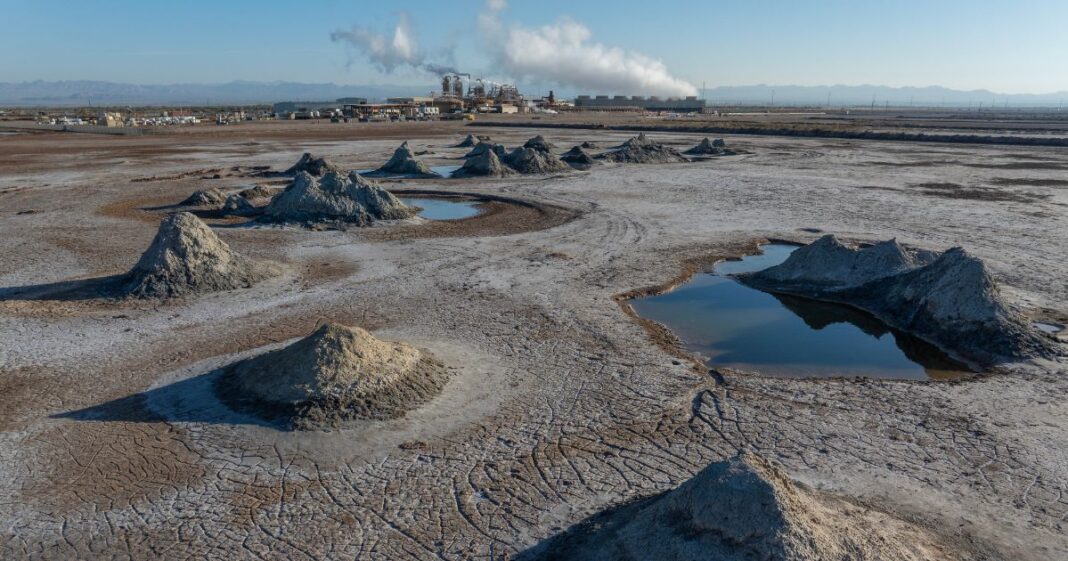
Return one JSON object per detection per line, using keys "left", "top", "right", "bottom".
{"left": 481, "top": 1, "right": 697, "bottom": 97}
{"left": 331, "top": 14, "right": 454, "bottom": 75}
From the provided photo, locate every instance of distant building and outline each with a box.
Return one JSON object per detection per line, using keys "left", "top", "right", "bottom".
{"left": 574, "top": 95, "right": 706, "bottom": 113}
{"left": 386, "top": 96, "right": 435, "bottom": 105}
{"left": 96, "top": 111, "right": 124, "bottom": 127}
{"left": 273, "top": 98, "right": 368, "bottom": 118}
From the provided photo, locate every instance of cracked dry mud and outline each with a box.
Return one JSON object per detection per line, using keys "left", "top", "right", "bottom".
{"left": 1, "top": 123, "right": 1067, "bottom": 560}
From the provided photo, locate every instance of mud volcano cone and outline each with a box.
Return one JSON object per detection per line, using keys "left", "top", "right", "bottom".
{"left": 741, "top": 235, "right": 1060, "bottom": 363}
{"left": 455, "top": 134, "right": 480, "bottom": 148}
{"left": 685, "top": 137, "right": 734, "bottom": 156}
{"left": 285, "top": 152, "right": 341, "bottom": 176}
{"left": 215, "top": 323, "right": 449, "bottom": 430}
{"left": 453, "top": 149, "right": 515, "bottom": 178}
{"left": 180, "top": 187, "right": 227, "bottom": 207}
{"left": 561, "top": 145, "right": 596, "bottom": 168}
{"left": 464, "top": 141, "right": 507, "bottom": 159}
{"left": 221, "top": 193, "right": 256, "bottom": 216}
{"left": 522, "top": 135, "right": 556, "bottom": 152}
{"left": 746, "top": 235, "right": 932, "bottom": 292}
{"left": 837, "top": 247, "right": 1060, "bottom": 362}
{"left": 366, "top": 141, "right": 440, "bottom": 178}
{"left": 502, "top": 146, "right": 571, "bottom": 174}
{"left": 263, "top": 171, "right": 416, "bottom": 226}
{"left": 237, "top": 184, "right": 276, "bottom": 201}
{"left": 599, "top": 133, "right": 688, "bottom": 163}
{"left": 536, "top": 453, "right": 947, "bottom": 561}
{"left": 120, "top": 212, "right": 276, "bottom": 299}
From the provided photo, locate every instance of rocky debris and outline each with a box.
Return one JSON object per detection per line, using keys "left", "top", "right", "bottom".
{"left": 118, "top": 212, "right": 276, "bottom": 299}
{"left": 598, "top": 133, "right": 689, "bottom": 164}
{"left": 221, "top": 194, "right": 256, "bottom": 216}
{"left": 452, "top": 149, "right": 515, "bottom": 178}
{"left": 464, "top": 141, "right": 507, "bottom": 160}
{"left": 454, "top": 134, "right": 490, "bottom": 148}
{"left": 742, "top": 235, "right": 1058, "bottom": 363}
{"left": 530, "top": 453, "right": 951, "bottom": 561}
{"left": 365, "top": 141, "right": 440, "bottom": 178}
{"left": 561, "top": 145, "right": 596, "bottom": 168}
{"left": 502, "top": 146, "right": 571, "bottom": 175}
{"left": 580, "top": 141, "right": 598, "bottom": 149}
{"left": 237, "top": 184, "right": 276, "bottom": 201}
{"left": 263, "top": 171, "right": 416, "bottom": 226}
{"left": 214, "top": 323, "right": 449, "bottom": 430}
{"left": 179, "top": 187, "right": 227, "bottom": 207}
{"left": 285, "top": 152, "right": 341, "bottom": 176}
{"left": 685, "top": 137, "right": 736, "bottom": 156}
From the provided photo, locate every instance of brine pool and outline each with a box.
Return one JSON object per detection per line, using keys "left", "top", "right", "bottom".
{"left": 399, "top": 197, "right": 481, "bottom": 220}
{"left": 630, "top": 244, "right": 973, "bottom": 380}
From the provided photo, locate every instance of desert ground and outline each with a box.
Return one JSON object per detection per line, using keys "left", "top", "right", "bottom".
{"left": 1, "top": 118, "right": 1066, "bottom": 559}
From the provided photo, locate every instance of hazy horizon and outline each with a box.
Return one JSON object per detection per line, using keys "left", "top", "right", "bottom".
{"left": 3, "top": 80, "right": 1067, "bottom": 107}
{"left": 4, "top": 0, "right": 1068, "bottom": 97}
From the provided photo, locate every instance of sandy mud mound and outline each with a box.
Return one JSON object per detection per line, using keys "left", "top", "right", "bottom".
{"left": 452, "top": 149, "right": 516, "bottom": 178}
{"left": 742, "top": 235, "right": 1058, "bottom": 363}
{"left": 598, "top": 133, "right": 689, "bottom": 164}
{"left": 263, "top": 171, "right": 416, "bottom": 226}
{"left": 561, "top": 145, "right": 596, "bottom": 168}
{"left": 285, "top": 152, "right": 341, "bottom": 176}
{"left": 215, "top": 323, "right": 448, "bottom": 430}
{"left": 365, "top": 141, "right": 440, "bottom": 178}
{"left": 119, "top": 212, "right": 276, "bottom": 299}
{"left": 528, "top": 453, "right": 960, "bottom": 561}
{"left": 179, "top": 187, "right": 227, "bottom": 207}
{"left": 685, "top": 137, "right": 736, "bottom": 156}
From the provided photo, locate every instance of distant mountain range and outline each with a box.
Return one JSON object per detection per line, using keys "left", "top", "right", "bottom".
{"left": 0, "top": 81, "right": 437, "bottom": 106}
{"left": 700, "top": 85, "right": 1068, "bottom": 107}
{"left": 1, "top": 80, "right": 1066, "bottom": 108}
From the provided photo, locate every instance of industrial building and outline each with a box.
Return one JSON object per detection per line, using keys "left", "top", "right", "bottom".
{"left": 439, "top": 73, "right": 526, "bottom": 114}
{"left": 272, "top": 99, "right": 367, "bottom": 119}
{"left": 574, "top": 95, "right": 707, "bottom": 113}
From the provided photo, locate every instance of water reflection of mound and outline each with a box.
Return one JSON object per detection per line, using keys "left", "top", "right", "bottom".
{"left": 771, "top": 292, "right": 969, "bottom": 375}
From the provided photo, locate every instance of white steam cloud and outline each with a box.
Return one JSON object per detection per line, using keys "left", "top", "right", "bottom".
{"left": 331, "top": 3, "right": 698, "bottom": 97}
{"left": 481, "top": 1, "right": 697, "bottom": 97}
{"left": 331, "top": 14, "right": 457, "bottom": 75}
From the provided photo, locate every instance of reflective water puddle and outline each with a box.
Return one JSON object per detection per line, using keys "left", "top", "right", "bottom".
{"left": 399, "top": 197, "right": 481, "bottom": 220}
{"left": 630, "top": 244, "right": 973, "bottom": 380}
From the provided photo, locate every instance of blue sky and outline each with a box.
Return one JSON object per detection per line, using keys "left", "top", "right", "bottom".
{"left": 3, "top": 0, "right": 1066, "bottom": 94}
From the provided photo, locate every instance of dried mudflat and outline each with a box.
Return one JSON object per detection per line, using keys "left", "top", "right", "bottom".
{"left": 1, "top": 120, "right": 1067, "bottom": 560}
